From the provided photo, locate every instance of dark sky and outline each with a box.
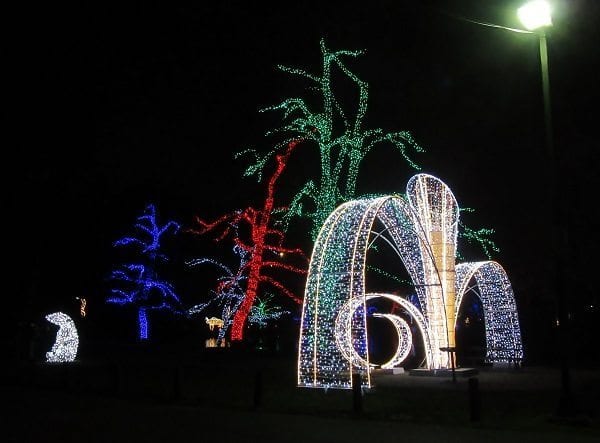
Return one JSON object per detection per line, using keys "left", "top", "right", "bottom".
{"left": 10, "top": 1, "right": 600, "bottom": 359}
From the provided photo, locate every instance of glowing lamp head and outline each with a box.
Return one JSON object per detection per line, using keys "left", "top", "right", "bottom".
{"left": 518, "top": 0, "right": 552, "bottom": 30}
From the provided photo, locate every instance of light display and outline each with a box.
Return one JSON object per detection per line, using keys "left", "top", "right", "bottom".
{"left": 45, "top": 312, "right": 79, "bottom": 363}
{"left": 205, "top": 338, "right": 227, "bottom": 348}
{"left": 188, "top": 249, "right": 290, "bottom": 340}
{"left": 107, "top": 204, "right": 182, "bottom": 340}
{"left": 455, "top": 261, "right": 522, "bottom": 362}
{"left": 108, "top": 264, "right": 183, "bottom": 340}
{"left": 248, "top": 294, "right": 289, "bottom": 328}
{"left": 187, "top": 245, "right": 249, "bottom": 343}
{"left": 238, "top": 39, "right": 423, "bottom": 240}
{"left": 298, "top": 174, "right": 523, "bottom": 389}
{"left": 406, "top": 173, "right": 459, "bottom": 368}
{"left": 205, "top": 317, "right": 224, "bottom": 330}
{"left": 76, "top": 297, "right": 87, "bottom": 318}
{"left": 239, "top": 40, "right": 495, "bottom": 259}
{"left": 372, "top": 313, "right": 412, "bottom": 370}
{"left": 189, "top": 141, "right": 308, "bottom": 341}
{"left": 458, "top": 215, "right": 499, "bottom": 260}
{"left": 113, "top": 204, "right": 180, "bottom": 261}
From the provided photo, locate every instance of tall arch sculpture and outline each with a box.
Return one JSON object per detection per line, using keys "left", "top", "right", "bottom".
{"left": 297, "top": 174, "right": 523, "bottom": 389}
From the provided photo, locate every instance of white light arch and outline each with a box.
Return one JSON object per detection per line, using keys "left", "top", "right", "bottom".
{"left": 297, "top": 174, "right": 523, "bottom": 389}
{"left": 455, "top": 261, "right": 523, "bottom": 363}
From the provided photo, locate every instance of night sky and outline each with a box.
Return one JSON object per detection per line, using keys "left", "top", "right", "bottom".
{"left": 10, "top": 1, "right": 600, "bottom": 362}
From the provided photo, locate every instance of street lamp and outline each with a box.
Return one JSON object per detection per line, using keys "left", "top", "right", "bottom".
{"left": 517, "top": 1, "right": 573, "bottom": 417}
{"left": 518, "top": 0, "right": 552, "bottom": 30}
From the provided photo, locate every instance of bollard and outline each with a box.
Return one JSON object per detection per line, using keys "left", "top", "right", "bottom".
{"left": 468, "top": 377, "right": 481, "bottom": 422}
{"left": 253, "top": 370, "right": 263, "bottom": 410}
{"left": 352, "top": 372, "right": 363, "bottom": 415}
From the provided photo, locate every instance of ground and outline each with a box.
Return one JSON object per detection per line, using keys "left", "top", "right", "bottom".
{"left": 4, "top": 349, "right": 599, "bottom": 442}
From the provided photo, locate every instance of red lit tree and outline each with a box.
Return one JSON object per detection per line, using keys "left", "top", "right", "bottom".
{"left": 189, "top": 140, "right": 308, "bottom": 341}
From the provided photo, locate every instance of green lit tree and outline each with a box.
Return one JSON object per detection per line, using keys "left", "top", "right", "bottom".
{"left": 240, "top": 39, "right": 498, "bottom": 265}
{"left": 458, "top": 208, "right": 499, "bottom": 260}
{"left": 238, "top": 39, "right": 423, "bottom": 240}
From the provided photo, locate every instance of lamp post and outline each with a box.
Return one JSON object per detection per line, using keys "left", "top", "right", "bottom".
{"left": 518, "top": 1, "right": 553, "bottom": 159}
{"left": 518, "top": 1, "right": 572, "bottom": 416}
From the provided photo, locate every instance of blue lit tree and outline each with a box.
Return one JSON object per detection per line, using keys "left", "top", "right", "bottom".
{"left": 107, "top": 204, "right": 182, "bottom": 340}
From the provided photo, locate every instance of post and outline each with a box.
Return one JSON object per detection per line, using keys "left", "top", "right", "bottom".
{"left": 440, "top": 347, "right": 456, "bottom": 383}
{"left": 539, "top": 31, "right": 552, "bottom": 158}
{"left": 351, "top": 372, "right": 363, "bottom": 415}
{"left": 450, "top": 349, "right": 456, "bottom": 383}
{"left": 539, "top": 29, "right": 572, "bottom": 416}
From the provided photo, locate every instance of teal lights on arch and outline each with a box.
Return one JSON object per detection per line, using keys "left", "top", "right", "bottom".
{"left": 297, "top": 174, "right": 523, "bottom": 389}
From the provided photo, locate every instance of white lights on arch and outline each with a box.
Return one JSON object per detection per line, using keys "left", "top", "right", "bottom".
{"left": 45, "top": 312, "right": 79, "bottom": 363}
{"left": 297, "top": 174, "right": 523, "bottom": 389}
{"left": 455, "top": 261, "right": 523, "bottom": 363}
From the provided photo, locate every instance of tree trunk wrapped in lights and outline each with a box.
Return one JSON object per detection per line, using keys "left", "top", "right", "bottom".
{"left": 189, "top": 141, "right": 308, "bottom": 341}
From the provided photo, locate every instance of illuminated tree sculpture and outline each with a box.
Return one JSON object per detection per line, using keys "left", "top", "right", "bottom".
{"left": 298, "top": 174, "right": 523, "bottom": 389}
{"left": 188, "top": 244, "right": 290, "bottom": 342}
{"left": 187, "top": 245, "right": 249, "bottom": 343}
{"left": 249, "top": 294, "right": 289, "bottom": 328}
{"left": 112, "top": 204, "right": 180, "bottom": 262}
{"left": 107, "top": 204, "right": 182, "bottom": 340}
{"left": 238, "top": 39, "right": 424, "bottom": 240}
{"left": 190, "top": 141, "right": 308, "bottom": 341}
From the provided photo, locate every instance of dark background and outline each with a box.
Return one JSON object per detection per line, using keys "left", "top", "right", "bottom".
{"left": 9, "top": 1, "right": 599, "bottom": 364}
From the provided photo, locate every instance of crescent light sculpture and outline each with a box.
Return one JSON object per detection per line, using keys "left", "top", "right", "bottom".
{"left": 297, "top": 173, "right": 523, "bottom": 389}
{"left": 45, "top": 312, "right": 79, "bottom": 363}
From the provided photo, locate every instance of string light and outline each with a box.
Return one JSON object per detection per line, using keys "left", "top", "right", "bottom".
{"left": 189, "top": 141, "right": 308, "bottom": 341}
{"left": 334, "top": 293, "right": 431, "bottom": 373}
{"left": 187, "top": 248, "right": 291, "bottom": 340}
{"left": 107, "top": 204, "right": 182, "bottom": 340}
{"left": 406, "top": 174, "right": 459, "bottom": 368}
{"left": 238, "top": 39, "right": 423, "bottom": 240}
{"left": 372, "top": 313, "right": 412, "bottom": 370}
{"left": 108, "top": 264, "right": 183, "bottom": 340}
{"left": 113, "top": 204, "right": 180, "bottom": 261}
{"left": 298, "top": 174, "right": 523, "bottom": 389}
{"left": 455, "top": 261, "right": 523, "bottom": 363}
{"left": 458, "top": 218, "right": 499, "bottom": 260}
{"left": 238, "top": 39, "right": 495, "bottom": 260}
{"left": 187, "top": 245, "right": 249, "bottom": 343}
{"left": 45, "top": 312, "right": 78, "bottom": 363}
{"left": 76, "top": 297, "right": 87, "bottom": 318}
{"left": 249, "top": 294, "right": 289, "bottom": 328}
{"left": 205, "top": 317, "right": 225, "bottom": 331}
